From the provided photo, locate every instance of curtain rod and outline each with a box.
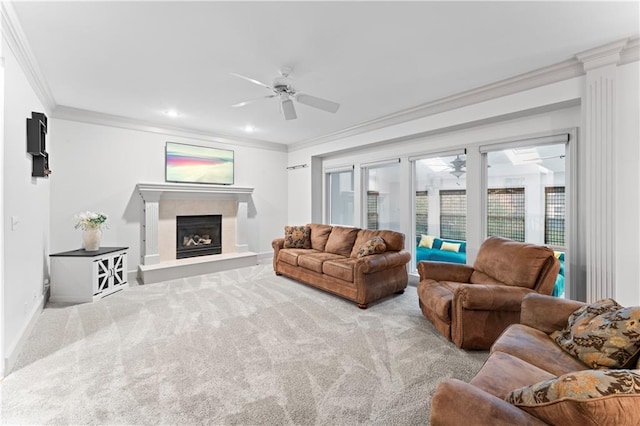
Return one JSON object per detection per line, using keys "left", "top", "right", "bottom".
{"left": 286, "top": 164, "right": 308, "bottom": 170}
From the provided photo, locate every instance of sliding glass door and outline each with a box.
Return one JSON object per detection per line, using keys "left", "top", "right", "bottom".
{"left": 412, "top": 153, "right": 467, "bottom": 269}
{"left": 326, "top": 168, "right": 354, "bottom": 226}
{"left": 362, "top": 161, "right": 401, "bottom": 231}
{"left": 484, "top": 140, "right": 567, "bottom": 296}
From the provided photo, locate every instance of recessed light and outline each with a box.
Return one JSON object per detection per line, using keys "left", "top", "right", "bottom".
{"left": 244, "top": 125, "right": 254, "bottom": 133}
{"left": 165, "top": 109, "right": 179, "bottom": 118}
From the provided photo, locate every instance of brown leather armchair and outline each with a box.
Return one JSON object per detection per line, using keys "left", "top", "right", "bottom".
{"left": 417, "top": 236, "right": 560, "bottom": 350}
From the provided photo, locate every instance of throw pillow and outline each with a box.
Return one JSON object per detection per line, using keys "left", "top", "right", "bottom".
{"left": 418, "top": 234, "right": 435, "bottom": 249}
{"left": 550, "top": 299, "right": 640, "bottom": 369}
{"left": 440, "top": 241, "right": 461, "bottom": 253}
{"left": 506, "top": 369, "right": 640, "bottom": 425}
{"left": 356, "top": 236, "right": 386, "bottom": 258}
{"left": 283, "top": 225, "right": 311, "bottom": 249}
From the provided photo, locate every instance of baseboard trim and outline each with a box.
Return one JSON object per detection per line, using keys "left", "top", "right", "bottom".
{"left": 256, "top": 251, "right": 273, "bottom": 264}
{"left": 4, "top": 294, "right": 46, "bottom": 376}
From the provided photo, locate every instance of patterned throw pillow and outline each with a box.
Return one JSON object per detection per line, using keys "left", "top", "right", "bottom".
{"left": 506, "top": 370, "right": 640, "bottom": 425}
{"left": 283, "top": 225, "right": 311, "bottom": 249}
{"left": 550, "top": 299, "right": 640, "bottom": 369}
{"left": 356, "top": 236, "right": 386, "bottom": 258}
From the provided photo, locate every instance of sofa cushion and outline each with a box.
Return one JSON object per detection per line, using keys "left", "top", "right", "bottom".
{"left": 355, "top": 236, "right": 386, "bottom": 258}
{"left": 470, "top": 352, "right": 555, "bottom": 400}
{"left": 469, "top": 270, "right": 505, "bottom": 285}
{"left": 323, "top": 258, "right": 358, "bottom": 283}
{"left": 506, "top": 369, "right": 640, "bottom": 426}
{"left": 472, "top": 237, "right": 554, "bottom": 289}
{"left": 278, "top": 248, "right": 319, "bottom": 267}
{"left": 307, "top": 223, "right": 333, "bottom": 251}
{"left": 283, "top": 225, "right": 311, "bottom": 249}
{"left": 325, "top": 226, "right": 360, "bottom": 257}
{"left": 550, "top": 299, "right": 640, "bottom": 369}
{"left": 298, "top": 252, "right": 345, "bottom": 274}
{"left": 492, "top": 324, "right": 589, "bottom": 377}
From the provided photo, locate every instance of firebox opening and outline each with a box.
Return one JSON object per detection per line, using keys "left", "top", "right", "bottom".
{"left": 176, "top": 214, "right": 222, "bottom": 259}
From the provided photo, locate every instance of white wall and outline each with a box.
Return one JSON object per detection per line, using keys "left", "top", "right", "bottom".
{"left": 49, "top": 120, "right": 288, "bottom": 274}
{"left": 2, "top": 38, "right": 50, "bottom": 373}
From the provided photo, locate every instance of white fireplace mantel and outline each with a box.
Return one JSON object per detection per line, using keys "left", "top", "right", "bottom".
{"left": 137, "top": 182, "right": 254, "bottom": 202}
{"left": 136, "top": 182, "right": 254, "bottom": 268}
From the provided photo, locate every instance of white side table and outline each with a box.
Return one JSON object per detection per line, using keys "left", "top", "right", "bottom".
{"left": 50, "top": 247, "right": 128, "bottom": 303}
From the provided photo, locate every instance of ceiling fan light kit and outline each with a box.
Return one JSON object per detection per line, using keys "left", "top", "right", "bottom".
{"left": 281, "top": 95, "right": 297, "bottom": 120}
{"left": 449, "top": 155, "right": 467, "bottom": 179}
{"left": 231, "top": 68, "right": 340, "bottom": 120}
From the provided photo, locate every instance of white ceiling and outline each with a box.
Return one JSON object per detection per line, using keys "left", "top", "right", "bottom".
{"left": 11, "top": 1, "right": 640, "bottom": 147}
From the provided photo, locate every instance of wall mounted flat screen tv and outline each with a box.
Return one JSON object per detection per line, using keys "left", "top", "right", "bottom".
{"left": 166, "top": 142, "right": 234, "bottom": 185}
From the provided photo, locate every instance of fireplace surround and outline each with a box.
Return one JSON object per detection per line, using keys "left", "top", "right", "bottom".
{"left": 136, "top": 182, "right": 256, "bottom": 283}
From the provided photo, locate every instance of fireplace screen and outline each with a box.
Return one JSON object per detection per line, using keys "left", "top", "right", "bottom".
{"left": 176, "top": 215, "right": 222, "bottom": 259}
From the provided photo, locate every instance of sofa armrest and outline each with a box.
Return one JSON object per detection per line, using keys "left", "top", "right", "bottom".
{"left": 520, "top": 293, "right": 585, "bottom": 334}
{"left": 454, "top": 284, "right": 535, "bottom": 311}
{"left": 272, "top": 238, "right": 285, "bottom": 251}
{"left": 358, "top": 250, "right": 411, "bottom": 274}
{"left": 272, "top": 238, "right": 285, "bottom": 272}
{"left": 417, "top": 261, "right": 474, "bottom": 282}
{"left": 430, "top": 379, "right": 547, "bottom": 426}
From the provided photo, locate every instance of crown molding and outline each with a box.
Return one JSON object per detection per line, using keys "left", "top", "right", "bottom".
{"left": 1, "top": 2, "right": 56, "bottom": 113}
{"left": 288, "top": 57, "right": 584, "bottom": 152}
{"left": 289, "top": 36, "right": 639, "bottom": 153}
{"left": 53, "top": 106, "right": 288, "bottom": 153}
{"left": 576, "top": 38, "right": 629, "bottom": 71}
{"left": 619, "top": 36, "right": 640, "bottom": 65}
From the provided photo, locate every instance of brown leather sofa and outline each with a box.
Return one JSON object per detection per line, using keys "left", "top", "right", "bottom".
{"left": 417, "top": 236, "right": 560, "bottom": 349}
{"left": 272, "top": 224, "right": 411, "bottom": 308}
{"left": 430, "top": 294, "right": 640, "bottom": 426}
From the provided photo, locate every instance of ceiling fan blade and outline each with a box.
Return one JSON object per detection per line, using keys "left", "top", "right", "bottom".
{"left": 296, "top": 93, "right": 340, "bottom": 113}
{"left": 281, "top": 98, "right": 297, "bottom": 120}
{"left": 231, "top": 94, "right": 277, "bottom": 108}
{"left": 230, "top": 72, "right": 273, "bottom": 90}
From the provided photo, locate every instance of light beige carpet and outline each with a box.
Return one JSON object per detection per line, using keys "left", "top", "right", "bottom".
{"left": 1, "top": 264, "right": 487, "bottom": 424}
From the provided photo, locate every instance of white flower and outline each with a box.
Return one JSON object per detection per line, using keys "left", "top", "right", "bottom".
{"left": 74, "top": 211, "right": 109, "bottom": 230}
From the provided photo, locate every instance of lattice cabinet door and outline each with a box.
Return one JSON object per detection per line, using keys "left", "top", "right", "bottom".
{"left": 112, "top": 253, "right": 126, "bottom": 286}
{"left": 93, "top": 250, "right": 128, "bottom": 297}
{"left": 96, "top": 257, "right": 112, "bottom": 294}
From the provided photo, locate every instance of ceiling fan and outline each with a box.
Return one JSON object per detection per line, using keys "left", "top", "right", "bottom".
{"left": 231, "top": 67, "right": 340, "bottom": 120}
{"left": 449, "top": 155, "right": 466, "bottom": 179}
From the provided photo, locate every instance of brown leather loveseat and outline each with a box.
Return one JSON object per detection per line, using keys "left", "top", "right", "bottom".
{"left": 430, "top": 293, "right": 640, "bottom": 425}
{"left": 417, "top": 236, "right": 560, "bottom": 349}
{"left": 272, "top": 224, "right": 411, "bottom": 308}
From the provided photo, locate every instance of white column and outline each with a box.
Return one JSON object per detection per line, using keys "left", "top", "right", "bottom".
{"left": 577, "top": 40, "right": 627, "bottom": 302}
{"left": 236, "top": 198, "right": 249, "bottom": 253}
{"left": 0, "top": 12, "right": 6, "bottom": 378}
{"left": 140, "top": 193, "right": 161, "bottom": 265}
